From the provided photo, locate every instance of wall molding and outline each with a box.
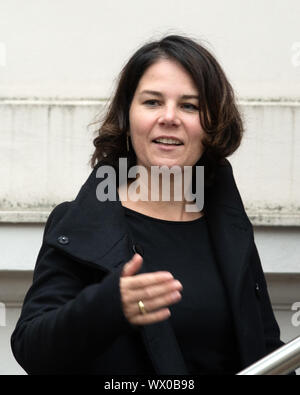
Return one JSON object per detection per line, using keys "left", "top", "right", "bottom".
{"left": 1, "top": 97, "right": 300, "bottom": 106}
{"left": 1, "top": 271, "right": 299, "bottom": 311}
{"left": 1, "top": 98, "right": 299, "bottom": 225}
{"left": 1, "top": 208, "right": 300, "bottom": 226}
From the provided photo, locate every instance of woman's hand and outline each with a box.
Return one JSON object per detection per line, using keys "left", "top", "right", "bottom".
{"left": 120, "top": 253, "right": 183, "bottom": 326}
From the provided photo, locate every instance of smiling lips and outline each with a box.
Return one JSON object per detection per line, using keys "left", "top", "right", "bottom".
{"left": 152, "top": 136, "right": 184, "bottom": 147}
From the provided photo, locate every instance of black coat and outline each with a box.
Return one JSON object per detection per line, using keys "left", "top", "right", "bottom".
{"left": 11, "top": 159, "right": 286, "bottom": 375}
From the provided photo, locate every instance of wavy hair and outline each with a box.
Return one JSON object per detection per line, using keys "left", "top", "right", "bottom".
{"left": 89, "top": 34, "right": 244, "bottom": 187}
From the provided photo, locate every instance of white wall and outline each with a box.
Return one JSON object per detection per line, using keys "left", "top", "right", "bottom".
{"left": 0, "top": 0, "right": 300, "bottom": 99}
{"left": 0, "top": 101, "right": 299, "bottom": 227}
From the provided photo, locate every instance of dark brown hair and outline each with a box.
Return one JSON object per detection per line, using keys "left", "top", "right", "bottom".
{"left": 89, "top": 34, "right": 244, "bottom": 186}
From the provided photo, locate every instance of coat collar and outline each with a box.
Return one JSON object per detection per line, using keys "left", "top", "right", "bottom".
{"left": 45, "top": 161, "right": 130, "bottom": 271}
{"left": 45, "top": 159, "right": 251, "bottom": 270}
{"left": 46, "top": 159, "right": 252, "bottom": 277}
{"left": 45, "top": 159, "right": 254, "bottom": 374}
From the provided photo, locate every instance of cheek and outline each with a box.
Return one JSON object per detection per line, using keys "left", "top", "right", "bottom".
{"left": 188, "top": 121, "right": 204, "bottom": 143}
{"left": 186, "top": 124, "right": 205, "bottom": 159}
{"left": 129, "top": 109, "right": 154, "bottom": 137}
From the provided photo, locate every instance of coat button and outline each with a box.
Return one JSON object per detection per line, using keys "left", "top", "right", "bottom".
{"left": 255, "top": 282, "right": 260, "bottom": 298}
{"left": 57, "top": 235, "right": 69, "bottom": 245}
{"left": 132, "top": 243, "right": 144, "bottom": 257}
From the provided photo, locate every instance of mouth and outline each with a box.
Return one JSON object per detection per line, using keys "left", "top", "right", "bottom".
{"left": 152, "top": 137, "right": 184, "bottom": 147}
{"left": 152, "top": 142, "right": 184, "bottom": 152}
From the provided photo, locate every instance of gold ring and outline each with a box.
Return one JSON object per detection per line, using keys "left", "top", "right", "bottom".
{"left": 138, "top": 300, "right": 147, "bottom": 315}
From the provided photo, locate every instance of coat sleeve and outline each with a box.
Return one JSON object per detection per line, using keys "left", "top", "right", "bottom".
{"left": 10, "top": 202, "right": 134, "bottom": 374}
{"left": 249, "top": 240, "right": 296, "bottom": 375}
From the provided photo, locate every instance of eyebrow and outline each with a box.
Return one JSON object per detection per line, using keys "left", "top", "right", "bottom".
{"left": 139, "top": 90, "right": 199, "bottom": 100}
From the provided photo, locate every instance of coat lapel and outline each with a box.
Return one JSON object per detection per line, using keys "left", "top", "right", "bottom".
{"left": 204, "top": 164, "right": 255, "bottom": 367}
{"left": 205, "top": 201, "right": 253, "bottom": 314}
{"left": 45, "top": 160, "right": 254, "bottom": 374}
{"left": 45, "top": 163, "right": 130, "bottom": 272}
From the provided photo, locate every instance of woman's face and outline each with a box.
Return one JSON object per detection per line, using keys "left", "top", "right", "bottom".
{"left": 129, "top": 58, "right": 205, "bottom": 170}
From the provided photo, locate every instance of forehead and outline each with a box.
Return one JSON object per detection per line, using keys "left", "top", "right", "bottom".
{"left": 136, "top": 59, "right": 197, "bottom": 93}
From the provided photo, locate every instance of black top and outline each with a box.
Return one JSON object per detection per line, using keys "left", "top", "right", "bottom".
{"left": 123, "top": 206, "right": 241, "bottom": 375}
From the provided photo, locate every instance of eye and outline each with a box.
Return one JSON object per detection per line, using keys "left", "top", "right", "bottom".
{"left": 182, "top": 103, "right": 199, "bottom": 111}
{"left": 143, "top": 99, "right": 160, "bottom": 107}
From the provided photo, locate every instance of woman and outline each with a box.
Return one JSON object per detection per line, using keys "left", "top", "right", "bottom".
{"left": 11, "top": 35, "right": 287, "bottom": 375}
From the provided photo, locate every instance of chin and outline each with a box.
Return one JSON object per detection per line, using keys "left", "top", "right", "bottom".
{"left": 137, "top": 155, "right": 185, "bottom": 170}
{"left": 150, "top": 160, "right": 182, "bottom": 169}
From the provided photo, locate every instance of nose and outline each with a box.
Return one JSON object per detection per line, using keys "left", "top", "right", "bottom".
{"left": 158, "top": 104, "right": 181, "bottom": 127}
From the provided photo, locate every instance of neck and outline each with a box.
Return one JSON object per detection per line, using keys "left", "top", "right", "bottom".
{"left": 118, "top": 166, "right": 202, "bottom": 221}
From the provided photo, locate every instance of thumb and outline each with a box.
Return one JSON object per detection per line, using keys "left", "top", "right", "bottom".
{"left": 121, "top": 253, "right": 143, "bottom": 277}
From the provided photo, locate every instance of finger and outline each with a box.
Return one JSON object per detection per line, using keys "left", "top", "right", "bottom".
{"left": 121, "top": 253, "right": 143, "bottom": 277}
{"left": 123, "top": 279, "right": 183, "bottom": 303}
{"left": 135, "top": 291, "right": 182, "bottom": 315}
{"left": 124, "top": 290, "right": 182, "bottom": 319}
{"left": 130, "top": 308, "right": 171, "bottom": 326}
{"left": 123, "top": 271, "right": 174, "bottom": 290}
